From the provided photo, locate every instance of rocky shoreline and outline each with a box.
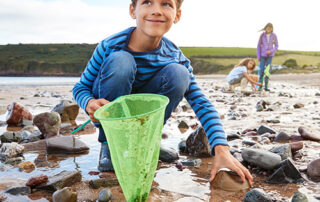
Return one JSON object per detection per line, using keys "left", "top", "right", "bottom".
{"left": 0, "top": 73, "right": 320, "bottom": 201}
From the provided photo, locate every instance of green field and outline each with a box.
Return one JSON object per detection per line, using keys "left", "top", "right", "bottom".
{"left": 0, "top": 44, "right": 319, "bottom": 76}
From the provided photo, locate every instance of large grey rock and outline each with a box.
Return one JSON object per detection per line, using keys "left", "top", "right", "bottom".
{"left": 52, "top": 187, "right": 77, "bottom": 202}
{"left": 47, "top": 136, "right": 89, "bottom": 154}
{"left": 33, "top": 112, "right": 61, "bottom": 138}
{"left": 159, "top": 145, "right": 179, "bottom": 163}
{"left": 51, "top": 100, "right": 79, "bottom": 126}
{"left": 269, "top": 144, "right": 292, "bottom": 160}
{"left": 185, "top": 127, "right": 211, "bottom": 157}
{"left": 242, "top": 148, "right": 281, "bottom": 170}
{"left": 266, "top": 159, "right": 303, "bottom": 184}
{"left": 274, "top": 131, "right": 291, "bottom": 142}
{"left": 37, "top": 171, "right": 82, "bottom": 191}
{"left": 0, "top": 131, "right": 23, "bottom": 143}
{"left": 0, "top": 143, "right": 24, "bottom": 160}
{"left": 243, "top": 188, "right": 273, "bottom": 202}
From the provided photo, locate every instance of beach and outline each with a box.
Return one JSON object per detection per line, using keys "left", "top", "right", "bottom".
{"left": 0, "top": 73, "right": 320, "bottom": 201}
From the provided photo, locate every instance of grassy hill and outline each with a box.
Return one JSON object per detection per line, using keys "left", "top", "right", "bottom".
{"left": 0, "top": 44, "right": 319, "bottom": 76}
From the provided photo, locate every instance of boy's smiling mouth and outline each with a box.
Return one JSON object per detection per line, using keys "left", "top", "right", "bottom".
{"left": 146, "top": 19, "right": 165, "bottom": 23}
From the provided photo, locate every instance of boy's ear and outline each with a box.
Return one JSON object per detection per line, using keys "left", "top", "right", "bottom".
{"left": 129, "top": 4, "right": 136, "bottom": 19}
{"left": 174, "top": 9, "right": 181, "bottom": 24}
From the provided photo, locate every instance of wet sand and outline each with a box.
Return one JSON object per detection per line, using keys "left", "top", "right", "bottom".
{"left": 0, "top": 73, "right": 320, "bottom": 201}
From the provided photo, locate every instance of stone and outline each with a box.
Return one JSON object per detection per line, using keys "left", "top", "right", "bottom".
{"left": 98, "top": 188, "right": 112, "bottom": 202}
{"left": 5, "top": 186, "right": 31, "bottom": 195}
{"left": 257, "top": 125, "right": 276, "bottom": 135}
{"left": 298, "top": 126, "right": 320, "bottom": 141}
{"left": 0, "top": 193, "right": 7, "bottom": 201}
{"left": 243, "top": 188, "right": 273, "bottom": 202}
{"left": 178, "top": 120, "right": 189, "bottom": 129}
{"left": 4, "top": 157, "right": 24, "bottom": 164}
{"left": 33, "top": 112, "right": 61, "bottom": 138}
{"left": 266, "top": 119, "right": 280, "bottom": 124}
{"left": 22, "top": 139, "right": 47, "bottom": 152}
{"left": 211, "top": 170, "right": 250, "bottom": 192}
{"left": 244, "top": 131, "right": 258, "bottom": 136}
{"left": 47, "top": 136, "right": 89, "bottom": 154}
{"left": 26, "top": 175, "right": 49, "bottom": 188}
{"left": 34, "top": 154, "right": 59, "bottom": 168}
{"left": 6, "top": 102, "right": 32, "bottom": 125}
{"left": 178, "top": 140, "right": 186, "bottom": 153}
{"left": 307, "top": 158, "right": 320, "bottom": 181}
{"left": 51, "top": 100, "right": 79, "bottom": 126}
{"left": 266, "top": 159, "right": 303, "bottom": 184}
{"left": 89, "top": 178, "right": 119, "bottom": 189}
{"left": 290, "top": 142, "right": 304, "bottom": 153}
{"left": 17, "top": 120, "right": 34, "bottom": 127}
{"left": 37, "top": 171, "right": 82, "bottom": 191}
{"left": 0, "top": 142, "right": 24, "bottom": 160}
{"left": 159, "top": 145, "right": 179, "bottom": 163}
{"left": 185, "top": 127, "right": 211, "bottom": 157}
{"left": 52, "top": 187, "right": 77, "bottom": 202}
{"left": 242, "top": 148, "right": 281, "bottom": 170}
{"left": 256, "top": 104, "right": 264, "bottom": 112}
{"left": 269, "top": 144, "right": 292, "bottom": 160}
{"left": 291, "top": 189, "right": 308, "bottom": 202}
{"left": 227, "top": 134, "right": 242, "bottom": 141}
{"left": 18, "top": 161, "right": 36, "bottom": 171}
{"left": 274, "top": 131, "right": 291, "bottom": 142}
{"left": 0, "top": 131, "right": 23, "bottom": 143}
{"left": 242, "top": 140, "right": 257, "bottom": 146}
{"left": 293, "top": 103, "right": 304, "bottom": 109}
{"left": 175, "top": 162, "right": 183, "bottom": 171}
{"left": 181, "top": 104, "right": 190, "bottom": 112}
{"left": 180, "top": 158, "right": 202, "bottom": 167}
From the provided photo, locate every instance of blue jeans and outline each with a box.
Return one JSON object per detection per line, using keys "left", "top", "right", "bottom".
{"left": 258, "top": 56, "right": 273, "bottom": 79}
{"left": 92, "top": 51, "right": 190, "bottom": 142}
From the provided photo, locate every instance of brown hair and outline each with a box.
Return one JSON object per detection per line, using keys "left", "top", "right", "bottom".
{"left": 131, "top": 0, "right": 184, "bottom": 10}
{"left": 235, "top": 58, "right": 256, "bottom": 72}
{"left": 260, "top": 22, "right": 273, "bottom": 32}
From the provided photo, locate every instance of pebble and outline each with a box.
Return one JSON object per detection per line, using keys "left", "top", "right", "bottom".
{"left": 98, "top": 188, "right": 112, "bottom": 202}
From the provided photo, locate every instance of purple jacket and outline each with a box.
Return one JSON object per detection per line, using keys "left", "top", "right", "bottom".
{"left": 257, "top": 32, "right": 278, "bottom": 59}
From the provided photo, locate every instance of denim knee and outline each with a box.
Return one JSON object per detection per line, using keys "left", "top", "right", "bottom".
{"left": 100, "top": 51, "right": 136, "bottom": 80}
{"left": 164, "top": 63, "right": 190, "bottom": 95}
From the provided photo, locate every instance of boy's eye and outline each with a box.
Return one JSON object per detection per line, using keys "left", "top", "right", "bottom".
{"left": 162, "top": 2, "right": 173, "bottom": 7}
{"left": 142, "top": 0, "right": 151, "bottom": 5}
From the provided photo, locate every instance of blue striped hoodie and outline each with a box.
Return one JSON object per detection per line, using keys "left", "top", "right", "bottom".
{"left": 73, "top": 27, "right": 229, "bottom": 155}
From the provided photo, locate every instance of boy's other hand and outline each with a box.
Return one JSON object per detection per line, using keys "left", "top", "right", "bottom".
{"left": 209, "top": 145, "right": 253, "bottom": 186}
{"left": 267, "top": 50, "right": 271, "bottom": 55}
{"left": 86, "top": 99, "right": 109, "bottom": 122}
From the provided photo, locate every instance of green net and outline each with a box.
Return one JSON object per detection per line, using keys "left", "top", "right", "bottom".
{"left": 94, "top": 94, "right": 169, "bottom": 202}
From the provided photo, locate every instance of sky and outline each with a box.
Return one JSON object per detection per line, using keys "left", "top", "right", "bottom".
{"left": 0, "top": 0, "right": 320, "bottom": 51}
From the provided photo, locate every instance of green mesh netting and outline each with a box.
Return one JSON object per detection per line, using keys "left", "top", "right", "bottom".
{"left": 94, "top": 94, "right": 169, "bottom": 202}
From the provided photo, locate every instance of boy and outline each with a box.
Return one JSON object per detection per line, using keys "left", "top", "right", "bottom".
{"left": 73, "top": 0, "right": 253, "bottom": 185}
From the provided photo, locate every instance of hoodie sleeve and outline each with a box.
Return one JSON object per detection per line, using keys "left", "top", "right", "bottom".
{"left": 270, "top": 33, "right": 278, "bottom": 54}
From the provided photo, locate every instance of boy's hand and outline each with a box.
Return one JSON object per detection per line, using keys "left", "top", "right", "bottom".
{"left": 86, "top": 98, "right": 109, "bottom": 122}
{"left": 267, "top": 50, "right": 271, "bottom": 55}
{"left": 209, "top": 145, "right": 253, "bottom": 186}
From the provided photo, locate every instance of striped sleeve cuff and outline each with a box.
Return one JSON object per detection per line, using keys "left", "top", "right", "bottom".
{"left": 210, "top": 139, "right": 229, "bottom": 156}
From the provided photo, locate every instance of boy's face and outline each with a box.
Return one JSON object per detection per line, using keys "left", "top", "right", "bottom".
{"left": 129, "top": 0, "right": 181, "bottom": 38}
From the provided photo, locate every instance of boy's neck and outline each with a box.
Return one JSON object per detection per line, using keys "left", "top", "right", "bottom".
{"left": 128, "top": 28, "right": 162, "bottom": 52}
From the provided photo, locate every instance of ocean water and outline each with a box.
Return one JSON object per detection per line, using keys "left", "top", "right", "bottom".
{"left": 0, "top": 76, "right": 79, "bottom": 87}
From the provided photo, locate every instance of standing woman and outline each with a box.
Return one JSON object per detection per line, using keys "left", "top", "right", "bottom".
{"left": 257, "top": 23, "right": 278, "bottom": 91}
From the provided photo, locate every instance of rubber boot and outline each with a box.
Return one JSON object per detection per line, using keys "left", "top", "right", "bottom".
{"left": 264, "top": 76, "right": 270, "bottom": 91}
{"left": 98, "top": 142, "right": 114, "bottom": 172}
{"left": 258, "top": 77, "right": 264, "bottom": 91}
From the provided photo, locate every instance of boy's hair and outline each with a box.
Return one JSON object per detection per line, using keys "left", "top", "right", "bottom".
{"left": 131, "top": 0, "right": 183, "bottom": 9}
{"left": 235, "top": 58, "right": 256, "bottom": 72}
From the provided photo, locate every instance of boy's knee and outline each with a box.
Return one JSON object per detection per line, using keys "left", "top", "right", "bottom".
{"left": 101, "top": 51, "right": 136, "bottom": 79}
{"left": 165, "top": 63, "right": 190, "bottom": 93}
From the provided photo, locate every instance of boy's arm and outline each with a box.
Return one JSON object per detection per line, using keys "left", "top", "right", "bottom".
{"left": 73, "top": 42, "right": 106, "bottom": 112}
{"left": 184, "top": 70, "right": 253, "bottom": 185}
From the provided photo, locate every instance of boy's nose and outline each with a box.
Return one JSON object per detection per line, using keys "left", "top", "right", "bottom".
{"left": 151, "top": 3, "right": 162, "bottom": 15}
